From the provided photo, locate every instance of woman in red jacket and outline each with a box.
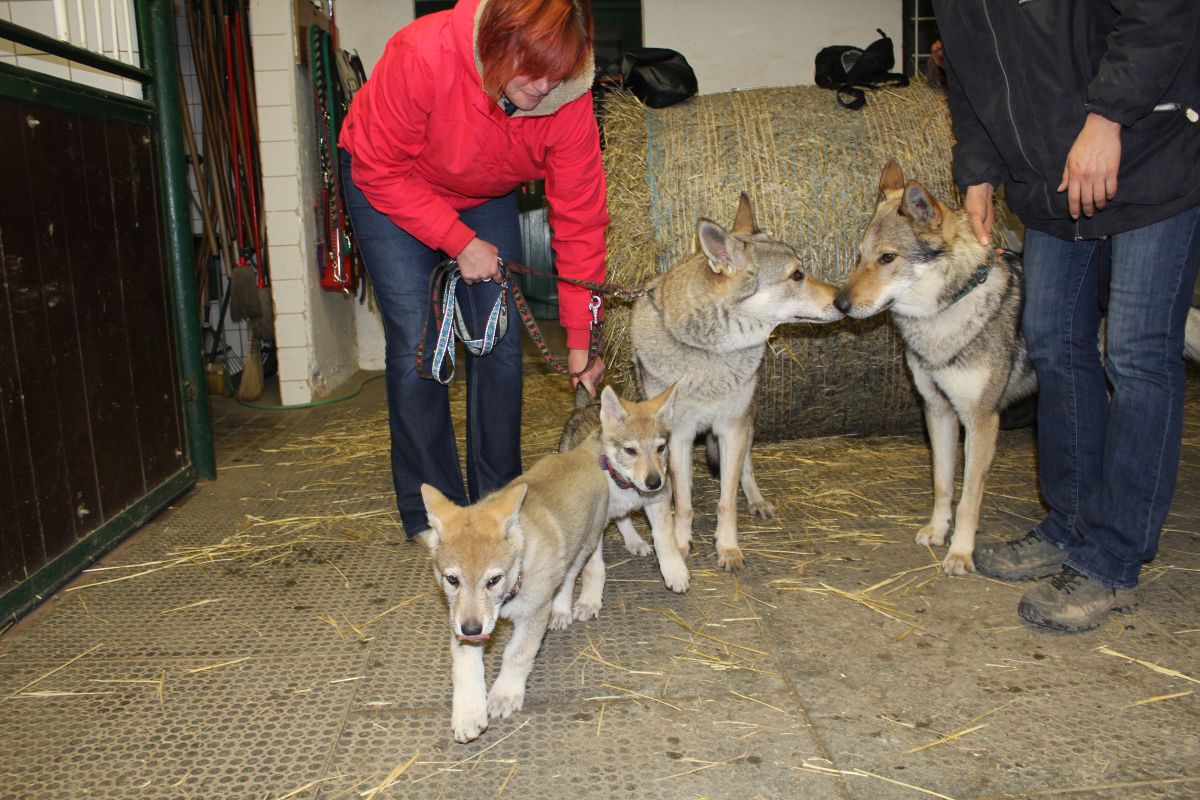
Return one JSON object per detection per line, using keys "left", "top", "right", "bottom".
{"left": 339, "top": 0, "right": 608, "bottom": 538}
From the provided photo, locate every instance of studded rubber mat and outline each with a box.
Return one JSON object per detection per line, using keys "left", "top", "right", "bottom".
{"left": 2, "top": 363, "right": 1199, "bottom": 799}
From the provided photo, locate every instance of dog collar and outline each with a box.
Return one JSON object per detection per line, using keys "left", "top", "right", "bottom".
{"left": 501, "top": 572, "right": 522, "bottom": 606}
{"left": 949, "top": 249, "right": 999, "bottom": 304}
{"left": 599, "top": 454, "right": 637, "bottom": 491}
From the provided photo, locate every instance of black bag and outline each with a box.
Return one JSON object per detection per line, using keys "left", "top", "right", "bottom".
{"left": 620, "top": 47, "right": 699, "bottom": 108}
{"left": 814, "top": 29, "right": 909, "bottom": 110}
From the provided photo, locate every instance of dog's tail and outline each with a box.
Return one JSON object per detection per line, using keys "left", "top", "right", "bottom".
{"left": 575, "top": 383, "right": 593, "bottom": 409}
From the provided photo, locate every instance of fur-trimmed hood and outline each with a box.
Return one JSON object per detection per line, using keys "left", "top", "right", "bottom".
{"left": 457, "top": 0, "right": 595, "bottom": 117}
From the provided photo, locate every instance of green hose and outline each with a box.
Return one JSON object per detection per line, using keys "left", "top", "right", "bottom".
{"left": 234, "top": 373, "right": 385, "bottom": 411}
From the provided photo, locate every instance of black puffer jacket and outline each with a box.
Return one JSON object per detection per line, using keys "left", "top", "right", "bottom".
{"left": 933, "top": 0, "right": 1200, "bottom": 241}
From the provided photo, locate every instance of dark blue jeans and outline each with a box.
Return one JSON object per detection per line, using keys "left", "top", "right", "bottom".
{"left": 341, "top": 151, "right": 524, "bottom": 536}
{"left": 1023, "top": 205, "right": 1200, "bottom": 588}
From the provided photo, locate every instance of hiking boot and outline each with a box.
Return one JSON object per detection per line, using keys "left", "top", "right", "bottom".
{"left": 974, "top": 530, "right": 1066, "bottom": 581}
{"left": 1018, "top": 566, "right": 1137, "bottom": 632}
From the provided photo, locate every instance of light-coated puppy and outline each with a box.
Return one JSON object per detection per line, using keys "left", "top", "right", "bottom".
{"left": 418, "top": 436, "right": 609, "bottom": 742}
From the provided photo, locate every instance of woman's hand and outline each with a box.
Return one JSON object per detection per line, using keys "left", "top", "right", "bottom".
{"left": 964, "top": 182, "right": 995, "bottom": 245}
{"left": 456, "top": 237, "right": 502, "bottom": 283}
{"left": 1059, "top": 112, "right": 1121, "bottom": 219}
{"left": 567, "top": 349, "right": 604, "bottom": 395}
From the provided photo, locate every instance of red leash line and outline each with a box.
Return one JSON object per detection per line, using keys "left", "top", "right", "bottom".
{"left": 501, "top": 260, "right": 646, "bottom": 301}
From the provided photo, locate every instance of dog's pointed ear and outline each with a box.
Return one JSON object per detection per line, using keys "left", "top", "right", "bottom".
{"left": 414, "top": 526, "right": 439, "bottom": 553}
{"left": 649, "top": 383, "right": 677, "bottom": 424}
{"left": 878, "top": 160, "right": 905, "bottom": 202}
{"left": 493, "top": 483, "right": 528, "bottom": 541}
{"left": 730, "top": 192, "right": 760, "bottom": 235}
{"left": 901, "top": 180, "right": 944, "bottom": 231}
{"left": 599, "top": 385, "right": 628, "bottom": 430}
{"left": 420, "top": 483, "right": 457, "bottom": 534}
{"left": 698, "top": 218, "right": 743, "bottom": 275}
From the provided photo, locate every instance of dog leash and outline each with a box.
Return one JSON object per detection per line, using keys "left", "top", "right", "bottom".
{"left": 416, "top": 258, "right": 645, "bottom": 385}
{"left": 420, "top": 260, "right": 510, "bottom": 384}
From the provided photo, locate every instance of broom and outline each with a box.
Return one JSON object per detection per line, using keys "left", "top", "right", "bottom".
{"left": 238, "top": 332, "right": 264, "bottom": 400}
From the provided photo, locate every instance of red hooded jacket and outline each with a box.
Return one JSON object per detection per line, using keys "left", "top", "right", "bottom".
{"left": 338, "top": 0, "right": 609, "bottom": 349}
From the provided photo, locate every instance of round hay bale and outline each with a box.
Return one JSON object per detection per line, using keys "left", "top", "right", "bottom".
{"left": 600, "top": 83, "right": 999, "bottom": 441}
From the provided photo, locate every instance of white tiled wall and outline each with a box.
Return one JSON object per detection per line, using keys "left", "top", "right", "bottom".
{"left": 249, "top": 0, "right": 359, "bottom": 404}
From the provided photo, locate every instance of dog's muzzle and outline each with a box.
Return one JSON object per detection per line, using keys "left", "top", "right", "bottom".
{"left": 457, "top": 619, "right": 491, "bottom": 642}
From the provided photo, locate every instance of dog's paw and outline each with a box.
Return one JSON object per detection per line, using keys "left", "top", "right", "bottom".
{"left": 661, "top": 562, "right": 690, "bottom": 593}
{"left": 623, "top": 537, "right": 653, "bottom": 557}
{"left": 452, "top": 701, "right": 489, "bottom": 743}
{"left": 549, "top": 608, "right": 574, "bottom": 631}
{"left": 573, "top": 598, "right": 602, "bottom": 621}
{"left": 916, "top": 523, "right": 948, "bottom": 547}
{"left": 717, "top": 545, "right": 745, "bottom": 572}
{"left": 748, "top": 499, "right": 775, "bottom": 520}
{"left": 487, "top": 681, "right": 525, "bottom": 719}
{"left": 942, "top": 550, "right": 975, "bottom": 576}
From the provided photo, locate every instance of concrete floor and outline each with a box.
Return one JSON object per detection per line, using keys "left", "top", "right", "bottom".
{"left": 2, "top": 334, "right": 1199, "bottom": 800}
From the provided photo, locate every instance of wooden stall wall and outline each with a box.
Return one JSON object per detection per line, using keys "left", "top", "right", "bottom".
{"left": 0, "top": 94, "right": 186, "bottom": 602}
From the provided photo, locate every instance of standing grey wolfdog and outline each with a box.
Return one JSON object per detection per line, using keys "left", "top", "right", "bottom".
{"left": 629, "top": 193, "right": 844, "bottom": 576}
{"left": 836, "top": 160, "right": 1200, "bottom": 576}
{"left": 834, "top": 160, "right": 1037, "bottom": 575}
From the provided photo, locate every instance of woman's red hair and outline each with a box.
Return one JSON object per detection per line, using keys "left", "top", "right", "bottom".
{"left": 478, "top": 0, "right": 593, "bottom": 101}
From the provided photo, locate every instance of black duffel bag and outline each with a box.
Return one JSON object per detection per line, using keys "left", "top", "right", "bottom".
{"left": 815, "top": 29, "right": 909, "bottom": 110}
{"left": 620, "top": 47, "right": 698, "bottom": 108}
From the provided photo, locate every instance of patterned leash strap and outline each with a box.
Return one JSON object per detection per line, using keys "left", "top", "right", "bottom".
{"left": 416, "top": 258, "right": 643, "bottom": 384}
{"left": 417, "top": 260, "right": 510, "bottom": 385}
{"left": 501, "top": 260, "right": 646, "bottom": 302}
{"left": 508, "top": 275, "right": 602, "bottom": 378}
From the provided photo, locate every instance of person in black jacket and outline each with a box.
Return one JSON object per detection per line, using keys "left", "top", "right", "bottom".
{"left": 933, "top": 0, "right": 1200, "bottom": 632}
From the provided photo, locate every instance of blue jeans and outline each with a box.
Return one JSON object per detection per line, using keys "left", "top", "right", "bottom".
{"left": 1022, "top": 205, "right": 1200, "bottom": 588}
{"left": 341, "top": 151, "right": 524, "bottom": 536}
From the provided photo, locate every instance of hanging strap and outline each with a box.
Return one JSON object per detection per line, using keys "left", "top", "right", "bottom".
{"left": 835, "top": 73, "right": 909, "bottom": 110}
{"left": 416, "top": 258, "right": 635, "bottom": 385}
{"left": 420, "top": 260, "right": 510, "bottom": 384}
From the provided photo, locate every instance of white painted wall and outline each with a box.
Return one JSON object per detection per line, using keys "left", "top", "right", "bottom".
{"left": 336, "top": 1, "right": 414, "bottom": 371}
{"left": 643, "top": 0, "right": 900, "bottom": 94}
{"left": 249, "top": 0, "right": 360, "bottom": 403}
{"left": 336, "top": 0, "right": 900, "bottom": 93}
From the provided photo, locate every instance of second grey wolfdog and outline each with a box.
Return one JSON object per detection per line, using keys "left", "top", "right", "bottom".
{"left": 630, "top": 193, "right": 843, "bottom": 576}
{"left": 837, "top": 160, "right": 1200, "bottom": 576}
{"left": 834, "top": 160, "right": 1037, "bottom": 576}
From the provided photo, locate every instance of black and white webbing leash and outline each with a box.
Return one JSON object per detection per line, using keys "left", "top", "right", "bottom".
{"left": 416, "top": 258, "right": 645, "bottom": 385}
